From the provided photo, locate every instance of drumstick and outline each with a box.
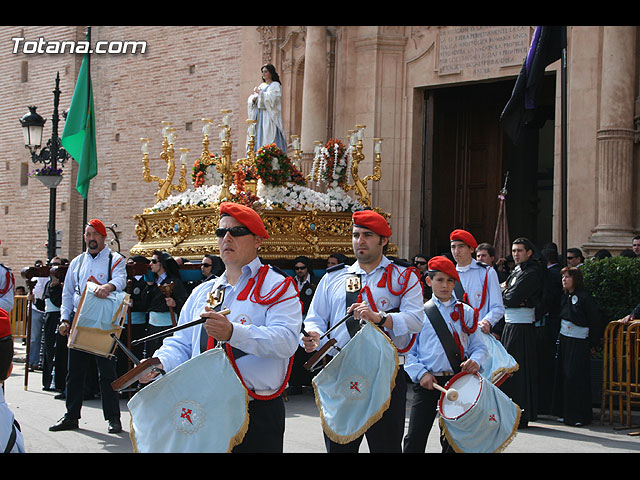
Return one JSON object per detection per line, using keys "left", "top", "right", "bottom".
{"left": 433, "top": 382, "right": 459, "bottom": 401}
{"left": 131, "top": 308, "right": 231, "bottom": 345}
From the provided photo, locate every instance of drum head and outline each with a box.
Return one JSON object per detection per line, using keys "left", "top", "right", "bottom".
{"left": 438, "top": 372, "right": 482, "bottom": 420}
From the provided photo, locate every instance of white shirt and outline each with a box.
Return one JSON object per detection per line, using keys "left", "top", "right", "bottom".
{"left": 1, "top": 387, "right": 25, "bottom": 453}
{"left": 61, "top": 246, "right": 127, "bottom": 322}
{"left": 304, "top": 256, "right": 424, "bottom": 351}
{"left": 154, "top": 256, "right": 302, "bottom": 393}
{"left": 0, "top": 264, "right": 14, "bottom": 313}
{"left": 404, "top": 296, "right": 489, "bottom": 383}
{"left": 456, "top": 260, "right": 505, "bottom": 327}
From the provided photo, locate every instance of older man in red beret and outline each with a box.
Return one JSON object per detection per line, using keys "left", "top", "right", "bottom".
{"left": 140, "top": 202, "right": 302, "bottom": 453}
{"left": 50, "top": 218, "right": 127, "bottom": 435}
{"left": 303, "top": 209, "right": 424, "bottom": 453}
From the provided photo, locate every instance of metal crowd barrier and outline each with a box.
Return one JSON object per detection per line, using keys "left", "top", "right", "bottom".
{"left": 9, "top": 295, "right": 29, "bottom": 340}
{"left": 600, "top": 319, "right": 640, "bottom": 427}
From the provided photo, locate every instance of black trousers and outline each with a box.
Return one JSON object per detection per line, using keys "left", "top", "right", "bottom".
{"left": 65, "top": 347, "right": 120, "bottom": 422}
{"left": 403, "top": 375, "right": 454, "bottom": 453}
{"left": 231, "top": 395, "right": 285, "bottom": 453}
{"left": 323, "top": 367, "right": 407, "bottom": 453}
{"left": 42, "top": 311, "right": 60, "bottom": 390}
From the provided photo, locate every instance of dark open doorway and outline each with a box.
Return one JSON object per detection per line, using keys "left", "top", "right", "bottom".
{"left": 421, "top": 76, "right": 556, "bottom": 258}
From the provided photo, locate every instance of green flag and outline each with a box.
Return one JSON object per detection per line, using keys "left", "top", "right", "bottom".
{"left": 61, "top": 51, "right": 96, "bottom": 199}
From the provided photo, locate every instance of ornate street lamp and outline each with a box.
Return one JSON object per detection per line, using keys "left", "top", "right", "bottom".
{"left": 19, "top": 72, "right": 70, "bottom": 260}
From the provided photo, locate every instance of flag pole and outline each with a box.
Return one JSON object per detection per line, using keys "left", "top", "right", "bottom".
{"left": 82, "top": 26, "right": 91, "bottom": 250}
{"left": 560, "top": 29, "right": 568, "bottom": 258}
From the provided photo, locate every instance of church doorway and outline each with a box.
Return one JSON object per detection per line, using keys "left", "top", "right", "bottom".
{"left": 421, "top": 76, "right": 556, "bottom": 258}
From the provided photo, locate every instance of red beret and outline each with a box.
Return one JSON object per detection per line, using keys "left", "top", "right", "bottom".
{"left": 220, "top": 202, "right": 269, "bottom": 239}
{"left": 0, "top": 308, "right": 11, "bottom": 339}
{"left": 450, "top": 229, "right": 477, "bottom": 249}
{"left": 428, "top": 256, "right": 460, "bottom": 283}
{"left": 87, "top": 219, "right": 107, "bottom": 237}
{"left": 352, "top": 210, "right": 392, "bottom": 237}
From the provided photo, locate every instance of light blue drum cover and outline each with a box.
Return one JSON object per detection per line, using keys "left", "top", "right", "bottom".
{"left": 128, "top": 348, "right": 249, "bottom": 453}
{"left": 438, "top": 372, "right": 520, "bottom": 453}
{"left": 478, "top": 332, "right": 519, "bottom": 386}
{"left": 75, "top": 284, "right": 127, "bottom": 330}
{"left": 312, "top": 322, "right": 398, "bottom": 444}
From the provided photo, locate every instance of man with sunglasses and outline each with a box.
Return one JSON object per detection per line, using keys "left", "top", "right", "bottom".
{"left": 412, "top": 254, "right": 431, "bottom": 300}
{"left": 140, "top": 202, "right": 302, "bottom": 453}
{"left": 302, "top": 209, "right": 424, "bottom": 453}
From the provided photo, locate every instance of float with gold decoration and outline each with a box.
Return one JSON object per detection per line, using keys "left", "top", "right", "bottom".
{"left": 129, "top": 110, "right": 396, "bottom": 267}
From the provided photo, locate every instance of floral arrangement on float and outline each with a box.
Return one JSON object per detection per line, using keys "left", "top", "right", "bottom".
{"left": 311, "top": 138, "right": 352, "bottom": 188}
{"left": 152, "top": 142, "right": 363, "bottom": 213}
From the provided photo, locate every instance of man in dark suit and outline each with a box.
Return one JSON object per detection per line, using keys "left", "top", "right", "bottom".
{"left": 288, "top": 256, "right": 317, "bottom": 394}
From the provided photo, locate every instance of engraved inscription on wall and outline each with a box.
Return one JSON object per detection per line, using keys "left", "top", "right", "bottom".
{"left": 438, "top": 26, "right": 530, "bottom": 76}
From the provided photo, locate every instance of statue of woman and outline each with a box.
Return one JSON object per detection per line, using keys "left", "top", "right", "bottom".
{"left": 247, "top": 63, "right": 287, "bottom": 153}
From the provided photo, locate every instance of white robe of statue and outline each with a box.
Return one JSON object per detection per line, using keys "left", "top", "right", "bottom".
{"left": 247, "top": 80, "right": 287, "bottom": 153}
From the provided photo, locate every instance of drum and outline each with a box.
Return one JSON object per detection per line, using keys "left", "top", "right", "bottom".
{"left": 68, "top": 282, "right": 130, "bottom": 358}
{"left": 478, "top": 332, "right": 519, "bottom": 386}
{"left": 128, "top": 348, "right": 249, "bottom": 453}
{"left": 438, "top": 372, "right": 520, "bottom": 453}
{"left": 312, "top": 322, "right": 398, "bottom": 444}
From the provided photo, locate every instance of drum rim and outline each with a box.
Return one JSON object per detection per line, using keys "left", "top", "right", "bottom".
{"left": 437, "top": 372, "right": 483, "bottom": 420}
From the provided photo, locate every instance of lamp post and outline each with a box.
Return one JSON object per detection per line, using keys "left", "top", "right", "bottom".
{"left": 20, "top": 72, "right": 70, "bottom": 261}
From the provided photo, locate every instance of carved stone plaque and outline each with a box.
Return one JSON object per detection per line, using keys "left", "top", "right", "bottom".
{"left": 438, "top": 26, "right": 530, "bottom": 76}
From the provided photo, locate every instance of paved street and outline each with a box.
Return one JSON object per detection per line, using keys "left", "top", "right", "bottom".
{"left": 5, "top": 339, "right": 640, "bottom": 454}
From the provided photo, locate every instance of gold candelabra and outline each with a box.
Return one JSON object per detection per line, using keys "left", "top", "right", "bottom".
{"left": 343, "top": 125, "right": 382, "bottom": 207}
{"left": 141, "top": 121, "right": 188, "bottom": 203}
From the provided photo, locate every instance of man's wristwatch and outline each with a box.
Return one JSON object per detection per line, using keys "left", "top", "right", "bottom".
{"left": 376, "top": 311, "right": 389, "bottom": 327}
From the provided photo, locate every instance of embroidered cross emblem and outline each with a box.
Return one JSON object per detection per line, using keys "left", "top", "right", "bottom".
{"left": 380, "top": 299, "right": 387, "bottom": 308}
{"left": 488, "top": 414, "right": 497, "bottom": 422}
{"left": 350, "top": 381, "right": 361, "bottom": 393}
{"left": 181, "top": 408, "right": 193, "bottom": 425}
{"left": 239, "top": 316, "right": 248, "bottom": 325}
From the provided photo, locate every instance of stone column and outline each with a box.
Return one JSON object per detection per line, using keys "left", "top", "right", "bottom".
{"left": 589, "top": 26, "right": 636, "bottom": 247}
{"left": 300, "top": 26, "right": 328, "bottom": 152}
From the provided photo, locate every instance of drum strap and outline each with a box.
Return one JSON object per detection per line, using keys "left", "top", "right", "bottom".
{"left": 424, "top": 300, "right": 462, "bottom": 374}
{"left": 344, "top": 274, "right": 362, "bottom": 338}
{"left": 200, "top": 287, "right": 227, "bottom": 353}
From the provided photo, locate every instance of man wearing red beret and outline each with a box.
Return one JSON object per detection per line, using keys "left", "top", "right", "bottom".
{"left": 50, "top": 219, "right": 127, "bottom": 434}
{"left": 449, "top": 229, "right": 504, "bottom": 334}
{"left": 303, "top": 209, "right": 424, "bottom": 453}
{"left": 141, "top": 203, "right": 302, "bottom": 453}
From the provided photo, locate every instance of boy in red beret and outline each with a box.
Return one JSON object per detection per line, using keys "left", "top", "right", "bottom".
{"left": 449, "top": 229, "right": 504, "bottom": 335}
{"left": 403, "top": 256, "right": 488, "bottom": 453}
{"left": 1, "top": 308, "right": 25, "bottom": 452}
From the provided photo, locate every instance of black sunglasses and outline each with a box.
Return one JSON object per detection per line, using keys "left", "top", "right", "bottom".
{"left": 294, "top": 266, "right": 307, "bottom": 271}
{"left": 414, "top": 261, "right": 427, "bottom": 266}
{"left": 216, "top": 226, "right": 253, "bottom": 238}
{"left": 150, "top": 258, "right": 159, "bottom": 264}
{"left": 201, "top": 263, "right": 213, "bottom": 268}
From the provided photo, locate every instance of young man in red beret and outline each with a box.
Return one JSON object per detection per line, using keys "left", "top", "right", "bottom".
{"left": 403, "top": 256, "right": 488, "bottom": 453}
{"left": 303, "top": 209, "right": 424, "bottom": 453}
{"left": 1, "top": 308, "right": 25, "bottom": 452}
{"left": 50, "top": 219, "right": 127, "bottom": 434}
{"left": 140, "top": 202, "right": 302, "bottom": 453}
{"left": 449, "top": 229, "right": 504, "bottom": 335}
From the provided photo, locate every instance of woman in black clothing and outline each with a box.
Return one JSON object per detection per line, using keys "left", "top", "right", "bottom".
{"left": 41, "top": 259, "right": 65, "bottom": 392}
{"left": 140, "top": 251, "right": 188, "bottom": 357}
{"left": 551, "top": 266, "right": 600, "bottom": 426}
